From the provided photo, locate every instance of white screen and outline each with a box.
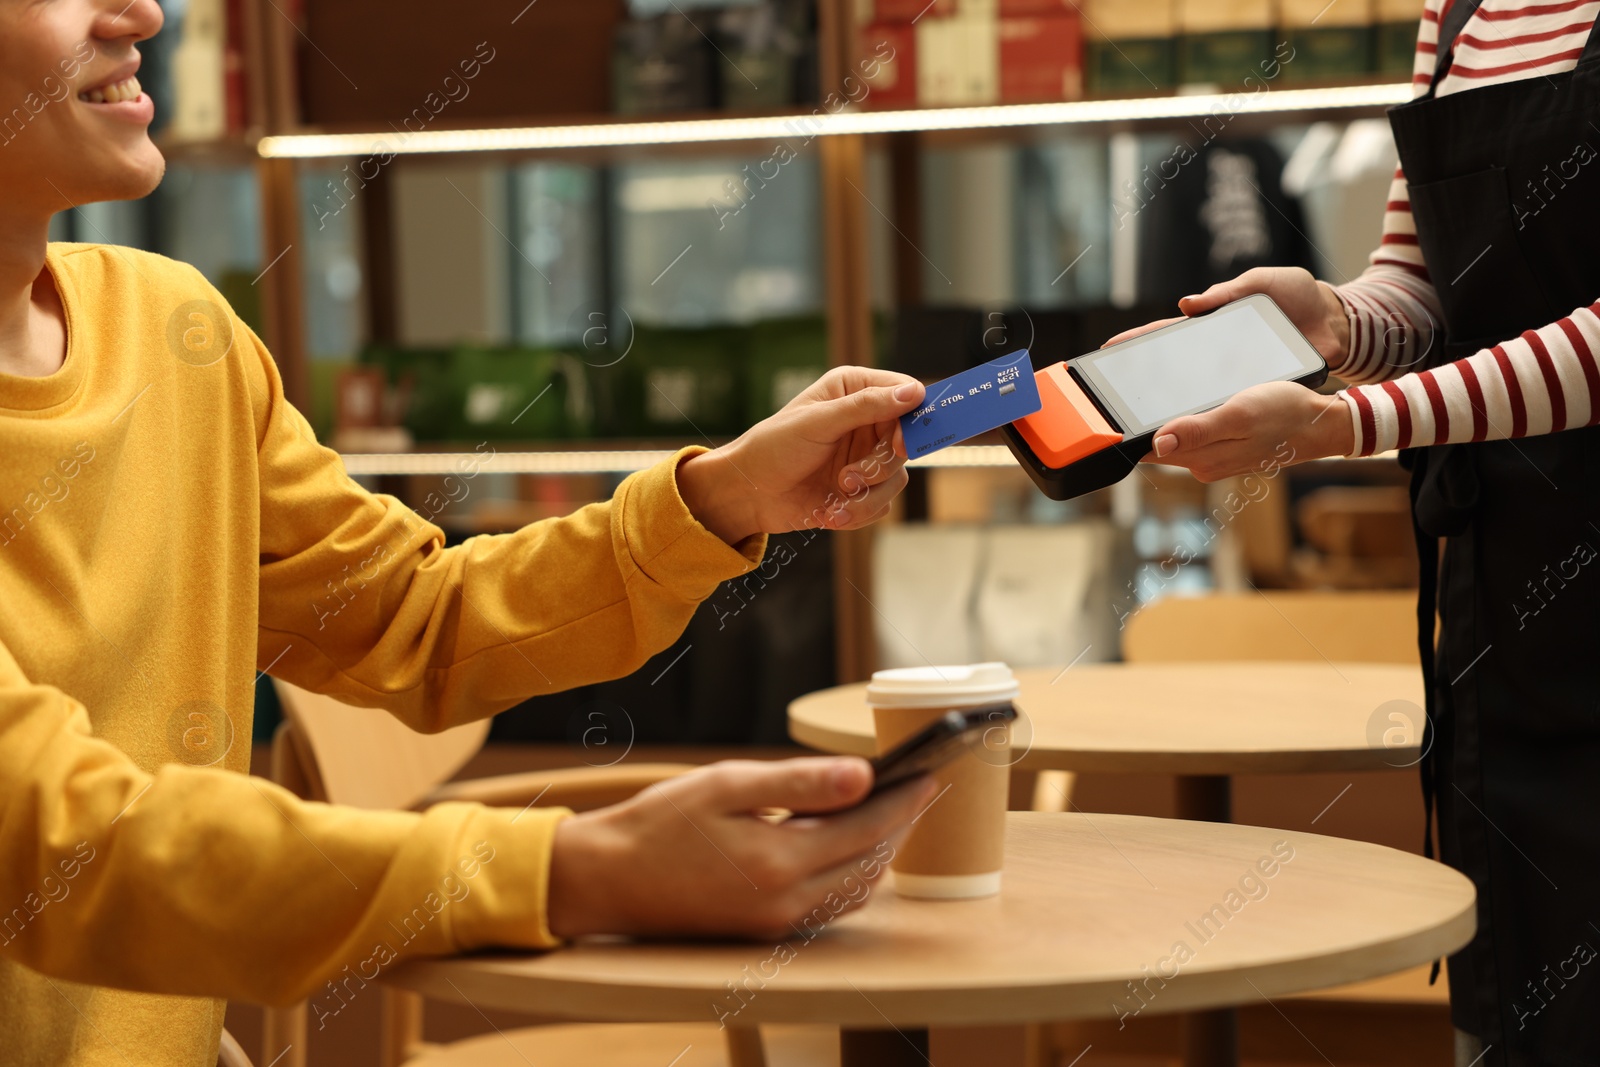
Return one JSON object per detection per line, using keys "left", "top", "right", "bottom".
{"left": 1087, "top": 303, "right": 1307, "bottom": 431}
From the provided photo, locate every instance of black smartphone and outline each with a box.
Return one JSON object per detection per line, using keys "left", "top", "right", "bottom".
{"left": 868, "top": 703, "right": 1019, "bottom": 796}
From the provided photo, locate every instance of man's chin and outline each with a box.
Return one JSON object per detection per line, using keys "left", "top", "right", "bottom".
{"left": 116, "top": 143, "right": 168, "bottom": 201}
{"left": 60, "top": 143, "right": 168, "bottom": 208}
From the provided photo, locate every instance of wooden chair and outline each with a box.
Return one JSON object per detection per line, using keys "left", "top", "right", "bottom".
{"left": 265, "top": 680, "right": 831, "bottom": 1067}
{"left": 1121, "top": 589, "right": 1419, "bottom": 666}
{"left": 219, "top": 1029, "right": 253, "bottom": 1067}
{"left": 1121, "top": 591, "right": 1442, "bottom": 1010}
{"left": 1022, "top": 592, "right": 1438, "bottom": 1066}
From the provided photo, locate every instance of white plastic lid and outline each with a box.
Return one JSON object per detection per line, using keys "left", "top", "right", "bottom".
{"left": 865, "top": 662, "right": 1019, "bottom": 709}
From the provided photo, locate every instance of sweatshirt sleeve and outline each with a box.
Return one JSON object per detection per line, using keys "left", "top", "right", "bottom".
{"left": 0, "top": 304, "right": 768, "bottom": 1006}
{"left": 0, "top": 632, "right": 573, "bottom": 1006}
{"left": 245, "top": 327, "right": 766, "bottom": 731}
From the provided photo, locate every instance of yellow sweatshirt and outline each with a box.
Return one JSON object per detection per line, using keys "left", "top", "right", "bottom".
{"left": 0, "top": 244, "right": 765, "bottom": 1065}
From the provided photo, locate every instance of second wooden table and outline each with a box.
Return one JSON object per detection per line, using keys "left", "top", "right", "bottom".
{"left": 788, "top": 661, "right": 1427, "bottom": 821}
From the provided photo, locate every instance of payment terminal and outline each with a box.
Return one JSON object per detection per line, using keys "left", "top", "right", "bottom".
{"left": 1002, "top": 294, "right": 1329, "bottom": 501}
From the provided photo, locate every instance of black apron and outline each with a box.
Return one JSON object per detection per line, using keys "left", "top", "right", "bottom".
{"left": 1389, "top": 2, "right": 1600, "bottom": 1062}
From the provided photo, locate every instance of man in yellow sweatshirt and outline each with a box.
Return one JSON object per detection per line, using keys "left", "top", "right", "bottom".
{"left": 0, "top": 2, "right": 941, "bottom": 1063}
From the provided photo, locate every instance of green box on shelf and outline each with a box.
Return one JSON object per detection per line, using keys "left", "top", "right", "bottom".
{"left": 746, "top": 316, "right": 829, "bottom": 426}
{"left": 1087, "top": 38, "right": 1178, "bottom": 93}
{"left": 1376, "top": 22, "right": 1419, "bottom": 76}
{"left": 1180, "top": 30, "right": 1273, "bottom": 85}
{"left": 616, "top": 324, "right": 748, "bottom": 438}
{"left": 446, "top": 347, "right": 592, "bottom": 442}
{"left": 873, "top": 310, "right": 895, "bottom": 369}
{"left": 359, "top": 344, "right": 455, "bottom": 441}
{"left": 309, "top": 357, "right": 356, "bottom": 442}
{"left": 1281, "top": 26, "right": 1374, "bottom": 82}
{"left": 722, "top": 50, "right": 796, "bottom": 111}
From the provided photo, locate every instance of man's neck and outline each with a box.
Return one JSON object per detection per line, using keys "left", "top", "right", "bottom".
{"left": 0, "top": 214, "right": 63, "bottom": 379}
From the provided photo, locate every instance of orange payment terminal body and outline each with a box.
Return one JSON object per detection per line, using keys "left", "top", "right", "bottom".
{"left": 1002, "top": 295, "right": 1328, "bottom": 501}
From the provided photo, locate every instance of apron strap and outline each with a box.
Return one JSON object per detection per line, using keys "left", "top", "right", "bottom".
{"left": 1407, "top": 451, "right": 1444, "bottom": 985}
{"left": 1426, "top": 0, "right": 1488, "bottom": 95}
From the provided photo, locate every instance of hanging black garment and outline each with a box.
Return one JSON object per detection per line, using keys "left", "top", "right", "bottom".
{"left": 1135, "top": 138, "right": 1315, "bottom": 307}
{"left": 1388, "top": 1, "right": 1600, "bottom": 1062}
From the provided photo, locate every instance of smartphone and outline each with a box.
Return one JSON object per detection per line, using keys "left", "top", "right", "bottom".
{"left": 1003, "top": 293, "right": 1328, "bottom": 500}
{"left": 868, "top": 703, "right": 1019, "bottom": 796}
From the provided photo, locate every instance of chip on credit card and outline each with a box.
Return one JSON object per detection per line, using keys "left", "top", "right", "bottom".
{"left": 900, "top": 352, "right": 1042, "bottom": 459}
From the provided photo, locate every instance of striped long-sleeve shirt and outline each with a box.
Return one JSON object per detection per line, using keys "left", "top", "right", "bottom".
{"left": 1335, "top": 0, "right": 1600, "bottom": 455}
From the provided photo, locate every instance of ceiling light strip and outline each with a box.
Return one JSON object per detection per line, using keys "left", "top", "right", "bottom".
{"left": 259, "top": 84, "right": 1411, "bottom": 159}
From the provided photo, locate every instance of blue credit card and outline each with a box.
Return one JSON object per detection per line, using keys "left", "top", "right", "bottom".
{"left": 900, "top": 352, "right": 1042, "bottom": 459}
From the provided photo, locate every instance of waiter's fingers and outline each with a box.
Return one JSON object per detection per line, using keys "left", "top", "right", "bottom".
{"left": 1144, "top": 441, "right": 1264, "bottom": 482}
{"left": 1107, "top": 267, "right": 1310, "bottom": 348}
{"left": 1149, "top": 402, "right": 1252, "bottom": 458}
{"left": 1176, "top": 267, "right": 1302, "bottom": 318}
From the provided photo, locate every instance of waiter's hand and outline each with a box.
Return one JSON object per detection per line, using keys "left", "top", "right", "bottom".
{"left": 546, "top": 757, "right": 938, "bottom": 940}
{"left": 1103, "top": 266, "right": 1351, "bottom": 370}
{"left": 676, "top": 367, "right": 925, "bottom": 543}
{"left": 1144, "top": 380, "right": 1355, "bottom": 481}
{"left": 1099, "top": 266, "right": 1357, "bottom": 481}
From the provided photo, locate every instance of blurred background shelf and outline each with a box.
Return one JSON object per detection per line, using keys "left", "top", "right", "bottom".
{"left": 67, "top": 0, "right": 1432, "bottom": 738}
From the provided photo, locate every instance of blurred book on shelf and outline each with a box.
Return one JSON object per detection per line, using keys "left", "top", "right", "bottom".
{"left": 1069, "top": 0, "right": 1424, "bottom": 96}
{"left": 223, "top": 0, "right": 250, "bottom": 131}
{"left": 1281, "top": 0, "right": 1375, "bottom": 83}
{"left": 1177, "top": 0, "right": 1273, "bottom": 86}
{"left": 147, "top": 0, "right": 255, "bottom": 140}
{"left": 614, "top": 0, "right": 818, "bottom": 114}
{"left": 613, "top": 14, "right": 720, "bottom": 114}
{"left": 861, "top": 0, "right": 1084, "bottom": 108}
{"left": 1374, "top": 0, "right": 1426, "bottom": 75}
{"left": 164, "top": 0, "right": 253, "bottom": 140}
{"left": 1082, "top": 0, "right": 1179, "bottom": 93}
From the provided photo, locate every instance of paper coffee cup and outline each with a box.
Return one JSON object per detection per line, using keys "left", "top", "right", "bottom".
{"left": 867, "top": 662, "right": 1019, "bottom": 899}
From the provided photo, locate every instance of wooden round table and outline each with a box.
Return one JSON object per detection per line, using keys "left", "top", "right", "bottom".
{"left": 787, "top": 661, "right": 1429, "bottom": 1067}
{"left": 789, "top": 662, "right": 1426, "bottom": 781}
{"left": 386, "top": 814, "right": 1473, "bottom": 1067}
